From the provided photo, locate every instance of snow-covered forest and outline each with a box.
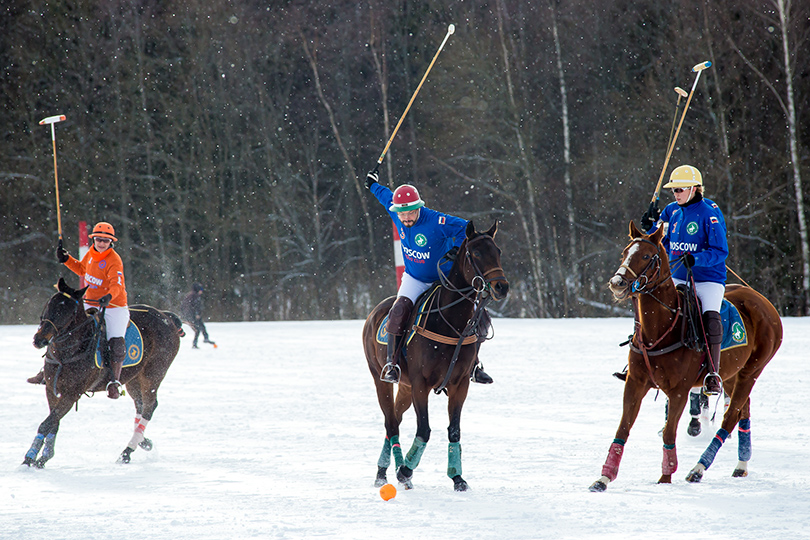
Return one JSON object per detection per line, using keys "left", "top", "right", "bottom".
{"left": 1, "top": 0, "right": 808, "bottom": 323}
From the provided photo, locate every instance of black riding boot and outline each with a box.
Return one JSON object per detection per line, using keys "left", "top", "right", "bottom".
{"left": 107, "top": 337, "right": 126, "bottom": 399}
{"left": 470, "top": 358, "right": 493, "bottom": 384}
{"left": 380, "top": 297, "right": 413, "bottom": 384}
{"left": 703, "top": 311, "right": 723, "bottom": 396}
{"left": 27, "top": 368, "right": 46, "bottom": 385}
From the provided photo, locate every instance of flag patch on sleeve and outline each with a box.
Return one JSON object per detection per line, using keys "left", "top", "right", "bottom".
{"left": 439, "top": 216, "right": 446, "bottom": 225}
{"left": 710, "top": 216, "right": 719, "bottom": 224}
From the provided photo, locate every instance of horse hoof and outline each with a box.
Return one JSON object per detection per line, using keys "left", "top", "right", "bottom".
{"left": 118, "top": 447, "right": 134, "bottom": 464}
{"left": 21, "top": 458, "right": 34, "bottom": 467}
{"left": 687, "top": 418, "right": 701, "bottom": 437}
{"left": 732, "top": 469, "right": 748, "bottom": 478}
{"left": 685, "top": 468, "right": 704, "bottom": 483}
{"left": 452, "top": 476, "right": 469, "bottom": 492}
{"left": 34, "top": 459, "right": 47, "bottom": 469}
{"left": 589, "top": 479, "right": 608, "bottom": 492}
{"left": 657, "top": 474, "right": 672, "bottom": 484}
{"left": 396, "top": 466, "right": 414, "bottom": 490}
{"left": 139, "top": 438, "right": 153, "bottom": 451}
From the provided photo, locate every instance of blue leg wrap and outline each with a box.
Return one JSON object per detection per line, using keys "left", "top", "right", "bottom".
{"left": 404, "top": 437, "right": 427, "bottom": 470}
{"left": 447, "top": 442, "right": 462, "bottom": 478}
{"left": 698, "top": 428, "right": 729, "bottom": 470}
{"left": 737, "top": 418, "right": 752, "bottom": 462}
{"left": 25, "top": 433, "right": 45, "bottom": 461}
{"left": 40, "top": 433, "right": 56, "bottom": 462}
{"left": 377, "top": 437, "right": 392, "bottom": 469}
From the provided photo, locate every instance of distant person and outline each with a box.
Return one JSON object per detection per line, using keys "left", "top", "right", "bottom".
{"left": 181, "top": 282, "right": 216, "bottom": 349}
{"left": 28, "top": 221, "right": 129, "bottom": 399}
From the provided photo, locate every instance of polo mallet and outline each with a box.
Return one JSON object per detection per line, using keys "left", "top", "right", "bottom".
{"left": 371, "top": 23, "right": 455, "bottom": 174}
{"left": 665, "top": 87, "right": 688, "bottom": 159}
{"left": 40, "top": 114, "right": 67, "bottom": 242}
{"left": 650, "top": 61, "right": 712, "bottom": 204}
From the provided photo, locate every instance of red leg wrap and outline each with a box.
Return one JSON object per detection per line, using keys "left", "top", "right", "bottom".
{"left": 662, "top": 445, "right": 678, "bottom": 475}
{"left": 601, "top": 441, "right": 625, "bottom": 481}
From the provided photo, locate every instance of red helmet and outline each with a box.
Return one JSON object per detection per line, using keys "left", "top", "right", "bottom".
{"left": 388, "top": 184, "right": 425, "bottom": 212}
{"left": 88, "top": 221, "right": 118, "bottom": 242}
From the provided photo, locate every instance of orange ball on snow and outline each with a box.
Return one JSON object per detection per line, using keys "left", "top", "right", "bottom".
{"left": 379, "top": 483, "right": 397, "bottom": 501}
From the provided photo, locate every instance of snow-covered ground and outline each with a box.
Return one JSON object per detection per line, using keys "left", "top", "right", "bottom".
{"left": 1, "top": 316, "right": 807, "bottom": 540}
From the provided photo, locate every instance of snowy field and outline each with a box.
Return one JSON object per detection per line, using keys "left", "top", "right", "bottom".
{"left": 0, "top": 316, "right": 807, "bottom": 540}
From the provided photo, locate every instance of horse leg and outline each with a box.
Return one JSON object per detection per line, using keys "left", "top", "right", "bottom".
{"left": 447, "top": 382, "right": 471, "bottom": 492}
{"left": 590, "top": 378, "right": 649, "bottom": 492}
{"left": 372, "top": 376, "right": 409, "bottom": 486}
{"left": 687, "top": 372, "right": 753, "bottom": 482}
{"left": 118, "top": 377, "right": 156, "bottom": 464}
{"left": 397, "top": 384, "right": 431, "bottom": 490}
{"left": 657, "top": 389, "right": 689, "bottom": 484}
{"left": 22, "top": 391, "right": 77, "bottom": 468}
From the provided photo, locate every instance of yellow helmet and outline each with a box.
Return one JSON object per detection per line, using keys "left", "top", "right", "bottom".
{"left": 663, "top": 165, "right": 702, "bottom": 189}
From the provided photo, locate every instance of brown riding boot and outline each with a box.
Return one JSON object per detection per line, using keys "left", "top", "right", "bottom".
{"left": 107, "top": 337, "right": 126, "bottom": 399}
{"left": 27, "top": 369, "right": 46, "bottom": 385}
{"left": 380, "top": 297, "right": 414, "bottom": 384}
{"left": 702, "top": 311, "right": 723, "bottom": 396}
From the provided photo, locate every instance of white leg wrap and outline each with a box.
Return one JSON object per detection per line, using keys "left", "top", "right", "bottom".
{"left": 127, "top": 418, "right": 149, "bottom": 450}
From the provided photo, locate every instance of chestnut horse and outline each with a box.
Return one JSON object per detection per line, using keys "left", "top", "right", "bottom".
{"left": 23, "top": 278, "right": 183, "bottom": 468}
{"left": 363, "top": 222, "right": 509, "bottom": 491}
{"left": 590, "top": 222, "right": 782, "bottom": 491}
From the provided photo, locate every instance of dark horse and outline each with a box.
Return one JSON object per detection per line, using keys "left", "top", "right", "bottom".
{"left": 590, "top": 222, "right": 782, "bottom": 491}
{"left": 363, "top": 222, "right": 509, "bottom": 491}
{"left": 23, "top": 278, "right": 183, "bottom": 468}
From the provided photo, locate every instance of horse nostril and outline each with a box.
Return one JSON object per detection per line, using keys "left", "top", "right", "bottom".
{"left": 494, "top": 281, "right": 509, "bottom": 298}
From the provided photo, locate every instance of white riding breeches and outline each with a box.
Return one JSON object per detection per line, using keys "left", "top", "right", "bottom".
{"left": 672, "top": 279, "right": 724, "bottom": 313}
{"left": 85, "top": 304, "right": 130, "bottom": 339}
{"left": 397, "top": 272, "right": 432, "bottom": 303}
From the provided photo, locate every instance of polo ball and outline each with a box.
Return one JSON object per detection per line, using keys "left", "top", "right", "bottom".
{"left": 379, "top": 483, "right": 397, "bottom": 501}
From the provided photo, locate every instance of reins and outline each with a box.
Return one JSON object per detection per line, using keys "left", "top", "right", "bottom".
{"left": 419, "top": 234, "right": 503, "bottom": 395}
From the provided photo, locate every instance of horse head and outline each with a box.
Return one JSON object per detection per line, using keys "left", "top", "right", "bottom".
{"left": 608, "top": 221, "right": 669, "bottom": 301}
{"left": 33, "top": 278, "right": 88, "bottom": 349}
{"left": 458, "top": 221, "right": 509, "bottom": 301}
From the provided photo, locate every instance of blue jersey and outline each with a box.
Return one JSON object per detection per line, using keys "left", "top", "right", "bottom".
{"left": 371, "top": 183, "right": 468, "bottom": 283}
{"left": 659, "top": 196, "right": 728, "bottom": 284}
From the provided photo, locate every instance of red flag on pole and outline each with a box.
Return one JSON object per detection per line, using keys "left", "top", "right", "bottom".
{"left": 78, "top": 221, "right": 89, "bottom": 287}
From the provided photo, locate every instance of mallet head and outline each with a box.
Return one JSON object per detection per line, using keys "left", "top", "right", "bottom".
{"left": 675, "top": 87, "right": 688, "bottom": 98}
{"left": 692, "top": 61, "right": 711, "bottom": 72}
{"left": 448, "top": 24, "right": 455, "bottom": 34}
{"left": 39, "top": 115, "right": 66, "bottom": 125}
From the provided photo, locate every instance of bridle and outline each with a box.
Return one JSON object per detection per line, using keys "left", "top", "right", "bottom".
{"left": 38, "top": 292, "right": 84, "bottom": 345}
{"left": 615, "top": 238, "right": 670, "bottom": 297}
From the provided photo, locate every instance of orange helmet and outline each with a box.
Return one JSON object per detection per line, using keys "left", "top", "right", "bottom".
{"left": 88, "top": 221, "right": 118, "bottom": 242}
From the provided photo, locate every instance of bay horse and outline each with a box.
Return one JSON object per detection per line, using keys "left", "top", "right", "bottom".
{"left": 363, "top": 221, "right": 509, "bottom": 491}
{"left": 590, "top": 221, "right": 782, "bottom": 491}
{"left": 23, "top": 278, "right": 183, "bottom": 468}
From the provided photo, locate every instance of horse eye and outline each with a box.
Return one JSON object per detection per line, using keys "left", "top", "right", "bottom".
{"left": 472, "top": 250, "right": 481, "bottom": 258}
{"left": 643, "top": 254, "right": 650, "bottom": 260}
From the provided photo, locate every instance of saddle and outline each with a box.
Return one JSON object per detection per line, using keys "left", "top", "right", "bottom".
{"left": 375, "top": 283, "right": 491, "bottom": 347}
{"left": 90, "top": 311, "right": 144, "bottom": 369}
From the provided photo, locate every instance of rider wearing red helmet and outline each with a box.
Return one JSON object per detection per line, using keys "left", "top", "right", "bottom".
{"left": 28, "top": 222, "right": 130, "bottom": 399}
{"left": 366, "top": 172, "right": 492, "bottom": 385}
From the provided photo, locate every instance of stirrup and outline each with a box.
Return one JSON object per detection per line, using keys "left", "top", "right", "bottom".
{"left": 380, "top": 363, "right": 401, "bottom": 384}
{"left": 702, "top": 373, "right": 722, "bottom": 396}
{"left": 471, "top": 364, "right": 494, "bottom": 384}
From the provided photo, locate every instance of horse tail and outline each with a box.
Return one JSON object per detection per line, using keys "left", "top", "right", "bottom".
{"left": 163, "top": 311, "right": 186, "bottom": 337}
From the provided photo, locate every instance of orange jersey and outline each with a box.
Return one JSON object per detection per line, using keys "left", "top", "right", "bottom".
{"left": 64, "top": 246, "right": 128, "bottom": 307}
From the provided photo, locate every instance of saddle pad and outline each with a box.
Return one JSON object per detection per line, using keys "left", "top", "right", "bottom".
{"left": 95, "top": 320, "right": 144, "bottom": 369}
{"left": 720, "top": 299, "right": 747, "bottom": 351}
{"left": 375, "top": 287, "right": 440, "bottom": 346}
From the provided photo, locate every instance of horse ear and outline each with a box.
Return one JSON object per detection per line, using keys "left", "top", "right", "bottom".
{"left": 629, "top": 220, "right": 642, "bottom": 238}
{"left": 56, "top": 277, "right": 68, "bottom": 292}
{"left": 485, "top": 221, "right": 498, "bottom": 238}
{"left": 466, "top": 221, "right": 475, "bottom": 239}
{"left": 650, "top": 224, "right": 664, "bottom": 244}
{"left": 76, "top": 286, "right": 89, "bottom": 299}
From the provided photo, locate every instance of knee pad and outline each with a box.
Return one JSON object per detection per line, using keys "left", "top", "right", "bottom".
{"left": 388, "top": 297, "right": 414, "bottom": 335}
{"left": 703, "top": 311, "right": 723, "bottom": 344}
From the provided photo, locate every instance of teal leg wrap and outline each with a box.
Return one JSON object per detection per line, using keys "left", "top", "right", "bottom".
{"left": 377, "top": 437, "right": 392, "bottom": 469}
{"left": 447, "top": 442, "right": 462, "bottom": 478}
{"left": 391, "top": 435, "right": 403, "bottom": 468}
{"left": 404, "top": 437, "right": 427, "bottom": 470}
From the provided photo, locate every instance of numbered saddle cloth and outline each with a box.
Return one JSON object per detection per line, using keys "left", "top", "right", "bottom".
{"left": 94, "top": 319, "right": 144, "bottom": 369}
